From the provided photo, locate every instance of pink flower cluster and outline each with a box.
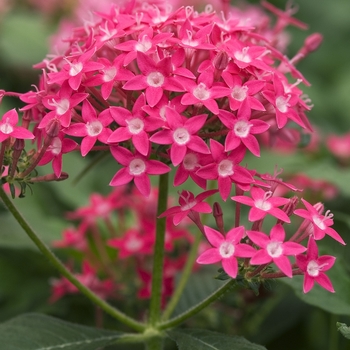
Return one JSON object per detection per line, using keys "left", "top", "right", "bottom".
{"left": 0, "top": 0, "right": 344, "bottom": 295}
{"left": 51, "top": 186, "right": 193, "bottom": 303}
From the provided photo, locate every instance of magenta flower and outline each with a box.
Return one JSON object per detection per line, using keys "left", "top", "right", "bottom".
{"left": 63, "top": 100, "right": 113, "bottom": 156}
{"left": 181, "top": 71, "right": 230, "bottom": 115}
{"left": 296, "top": 236, "right": 336, "bottom": 293}
{"left": 109, "top": 146, "right": 170, "bottom": 197}
{"left": 294, "top": 198, "right": 345, "bottom": 245}
{"left": 150, "top": 107, "right": 210, "bottom": 166}
{"left": 218, "top": 101, "right": 270, "bottom": 156}
{"left": 196, "top": 139, "right": 254, "bottom": 201}
{"left": 196, "top": 225, "right": 256, "bottom": 278}
{"left": 0, "top": 109, "right": 34, "bottom": 142}
{"left": 108, "top": 94, "right": 163, "bottom": 156}
{"left": 122, "top": 52, "right": 184, "bottom": 107}
{"left": 38, "top": 133, "right": 77, "bottom": 177}
{"left": 247, "top": 224, "right": 306, "bottom": 277}
{"left": 159, "top": 189, "right": 218, "bottom": 226}
{"left": 48, "top": 48, "right": 104, "bottom": 90}
{"left": 232, "top": 187, "right": 291, "bottom": 223}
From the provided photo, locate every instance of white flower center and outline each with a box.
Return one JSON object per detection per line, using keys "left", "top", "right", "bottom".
{"left": 181, "top": 201, "right": 197, "bottom": 211}
{"left": 219, "top": 241, "right": 235, "bottom": 258}
{"left": 49, "top": 137, "right": 62, "bottom": 155}
{"left": 234, "top": 47, "right": 251, "bottom": 63}
{"left": 312, "top": 215, "right": 326, "bottom": 230}
{"left": 173, "top": 127, "right": 190, "bottom": 145}
{"left": 275, "top": 95, "right": 291, "bottom": 113}
{"left": 135, "top": 35, "right": 152, "bottom": 53}
{"left": 218, "top": 159, "right": 233, "bottom": 177}
{"left": 147, "top": 72, "right": 165, "bottom": 87}
{"left": 193, "top": 83, "right": 210, "bottom": 101}
{"left": 266, "top": 241, "right": 283, "bottom": 258}
{"left": 234, "top": 120, "right": 251, "bottom": 138}
{"left": 50, "top": 98, "right": 70, "bottom": 116}
{"left": 125, "top": 237, "right": 143, "bottom": 251}
{"left": 231, "top": 85, "right": 248, "bottom": 101}
{"left": 86, "top": 120, "right": 103, "bottom": 137}
{"left": 183, "top": 153, "right": 198, "bottom": 171}
{"left": 307, "top": 260, "right": 320, "bottom": 277}
{"left": 103, "top": 67, "right": 117, "bottom": 82}
{"left": 95, "top": 202, "right": 111, "bottom": 216}
{"left": 69, "top": 62, "right": 83, "bottom": 76}
{"left": 127, "top": 118, "right": 144, "bottom": 135}
{"left": 254, "top": 199, "right": 272, "bottom": 211}
{"left": 129, "top": 158, "right": 146, "bottom": 175}
{"left": 0, "top": 118, "right": 13, "bottom": 134}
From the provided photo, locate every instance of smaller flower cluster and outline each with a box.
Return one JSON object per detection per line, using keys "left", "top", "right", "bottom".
{"left": 162, "top": 183, "right": 344, "bottom": 294}
{"left": 50, "top": 185, "right": 194, "bottom": 304}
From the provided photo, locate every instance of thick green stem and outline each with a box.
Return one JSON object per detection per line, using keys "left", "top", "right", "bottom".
{"left": 158, "top": 279, "right": 236, "bottom": 330}
{"left": 0, "top": 186, "right": 145, "bottom": 332}
{"left": 149, "top": 173, "right": 169, "bottom": 326}
{"left": 162, "top": 228, "right": 202, "bottom": 321}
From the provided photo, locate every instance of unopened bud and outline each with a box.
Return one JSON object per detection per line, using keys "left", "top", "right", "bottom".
{"left": 304, "top": 33, "right": 323, "bottom": 53}
{"left": 45, "top": 118, "right": 61, "bottom": 138}
{"left": 13, "top": 138, "right": 25, "bottom": 152}
{"left": 213, "top": 202, "right": 224, "bottom": 233}
{"left": 282, "top": 196, "right": 299, "bottom": 218}
{"left": 213, "top": 51, "right": 229, "bottom": 71}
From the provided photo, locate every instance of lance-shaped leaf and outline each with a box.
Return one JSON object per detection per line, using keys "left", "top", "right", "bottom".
{"left": 0, "top": 313, "right": 126, "bottom": 350}
{"left": 168, "top": 328, "right": 266, "bottom": 350}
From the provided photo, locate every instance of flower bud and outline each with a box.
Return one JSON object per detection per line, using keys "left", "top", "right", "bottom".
{"left": 213, "top": 51, "right": 229, "bottom": 71}
{"left": 45, "top": 118, "right": 61, "bottom": 138}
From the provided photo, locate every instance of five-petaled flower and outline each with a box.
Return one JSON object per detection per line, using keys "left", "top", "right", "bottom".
{"left": 247, "top": 224, "right": 306, "bottom": 277}
{"left": 296, "top": 236, "right": 336, "bottom": 293}
{"left": 0, "top": 109, "right": 34, "bottom": 142}
{"left": 196, "top": 225, "right": 256, "bottom": 278}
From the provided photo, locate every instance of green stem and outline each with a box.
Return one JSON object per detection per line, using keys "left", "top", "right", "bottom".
{"left": 162, "top": 228, "right": 202, "bottom": 321}
{"left": 0, "top": 186, "right": 145, "bottom": 332}
{"left": 158, "top": 279, "right": 236, "bottom": 330}
{"left": 149, "top": 173, "right": 169, "bottom": 326}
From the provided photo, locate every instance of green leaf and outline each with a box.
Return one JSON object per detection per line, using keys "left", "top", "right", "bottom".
{"left": 0, "top": 313, "right": 125, "bottom": 350}
{"left": 337, "top": 322, "right": 350, "bottom": 340}
{"left": 282, "top": 257, "right": 350, "bottom": 316}
{"left": 168, "top": 328, "right": 266, "bottom": 350}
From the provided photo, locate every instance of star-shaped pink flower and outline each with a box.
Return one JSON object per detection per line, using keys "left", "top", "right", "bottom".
{"left": 294, "top": 198, "right": 345, "bottom": 245}
{"left": 232, "top": 187, "right": 291, "bottom": 223}
{"left": 296, "top": 236, "right": 336, "bottom": 293}
{"left": 0, "top": 109, "right": 34, "bottom": 142}
{"left": 196, "top": 225, "right": 256, "bottom": 278}
{"left": 247, "top": 224, "right": 306, "bottom": 277}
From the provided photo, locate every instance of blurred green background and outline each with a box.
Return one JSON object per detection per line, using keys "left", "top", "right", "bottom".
{"left": 1, "top": 1, "right": 350, "bottom": 349}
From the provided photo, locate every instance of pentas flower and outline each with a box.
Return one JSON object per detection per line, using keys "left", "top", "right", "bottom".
{"left": 174, "top": 151, "right": 212, "bottom": 189}
{"left": 296, "top": 236, "right": 336, "bottom": 293}
{"left": 122, "top": 52, "right": 184, "bottom": 107}
{"left": 181, "top": 71, "right": 230, "bottom": 115}
{"left": 108, "top": 228, "right": 154, "bottom": 258}
{"left": 218, "top": 101, "right": 270, "bottom": 156}
{"left": 109, "top": 146, "right": 171, "bottom": 197}
{"left": 221, "top": 72, "right": 266, "bottom": 111}
{"left": 232, "top": 186, "right": 291, "bottom": 223}
{"left": 150, "top": 107, "right": 210, "bottom": 166}
{"left": 294, "top": 198, "right": 345, "bottom": 245}
{"left": 262, "top": 73, "right": 306, "bottom": 129}
{"left": 196, "top": 139, "right": 253, "bottom": 201}
{"left": 107, "top": 94, "right": 163, "bottom": 156}
{"left": 52, "top": 225, "right": 87, "bottom": 251}
{"left": 159, "top": 189, "right": 218, "bottom": 226}
{"left": 63, "top": 100, "right": 113, "bottom": 156}
{"left": 83, "top": 56, "right": 134, "bottom": 100}
{"left": 196, "top": 225, "right": 256, "bottom": 278}
{"left": 48, "top": 48, "right": 104, "bottom": 90}
{"left": 38, "top": 133, "right": 77, "bottom": 177}
{"left": 0, "top": 109, "right": 34, "bottom": 142}
{"left": 247, "top": 224, "right": 306, "bottom": 277}
{"left": 39, "top": 82, "right": 88, "bottom": 128}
